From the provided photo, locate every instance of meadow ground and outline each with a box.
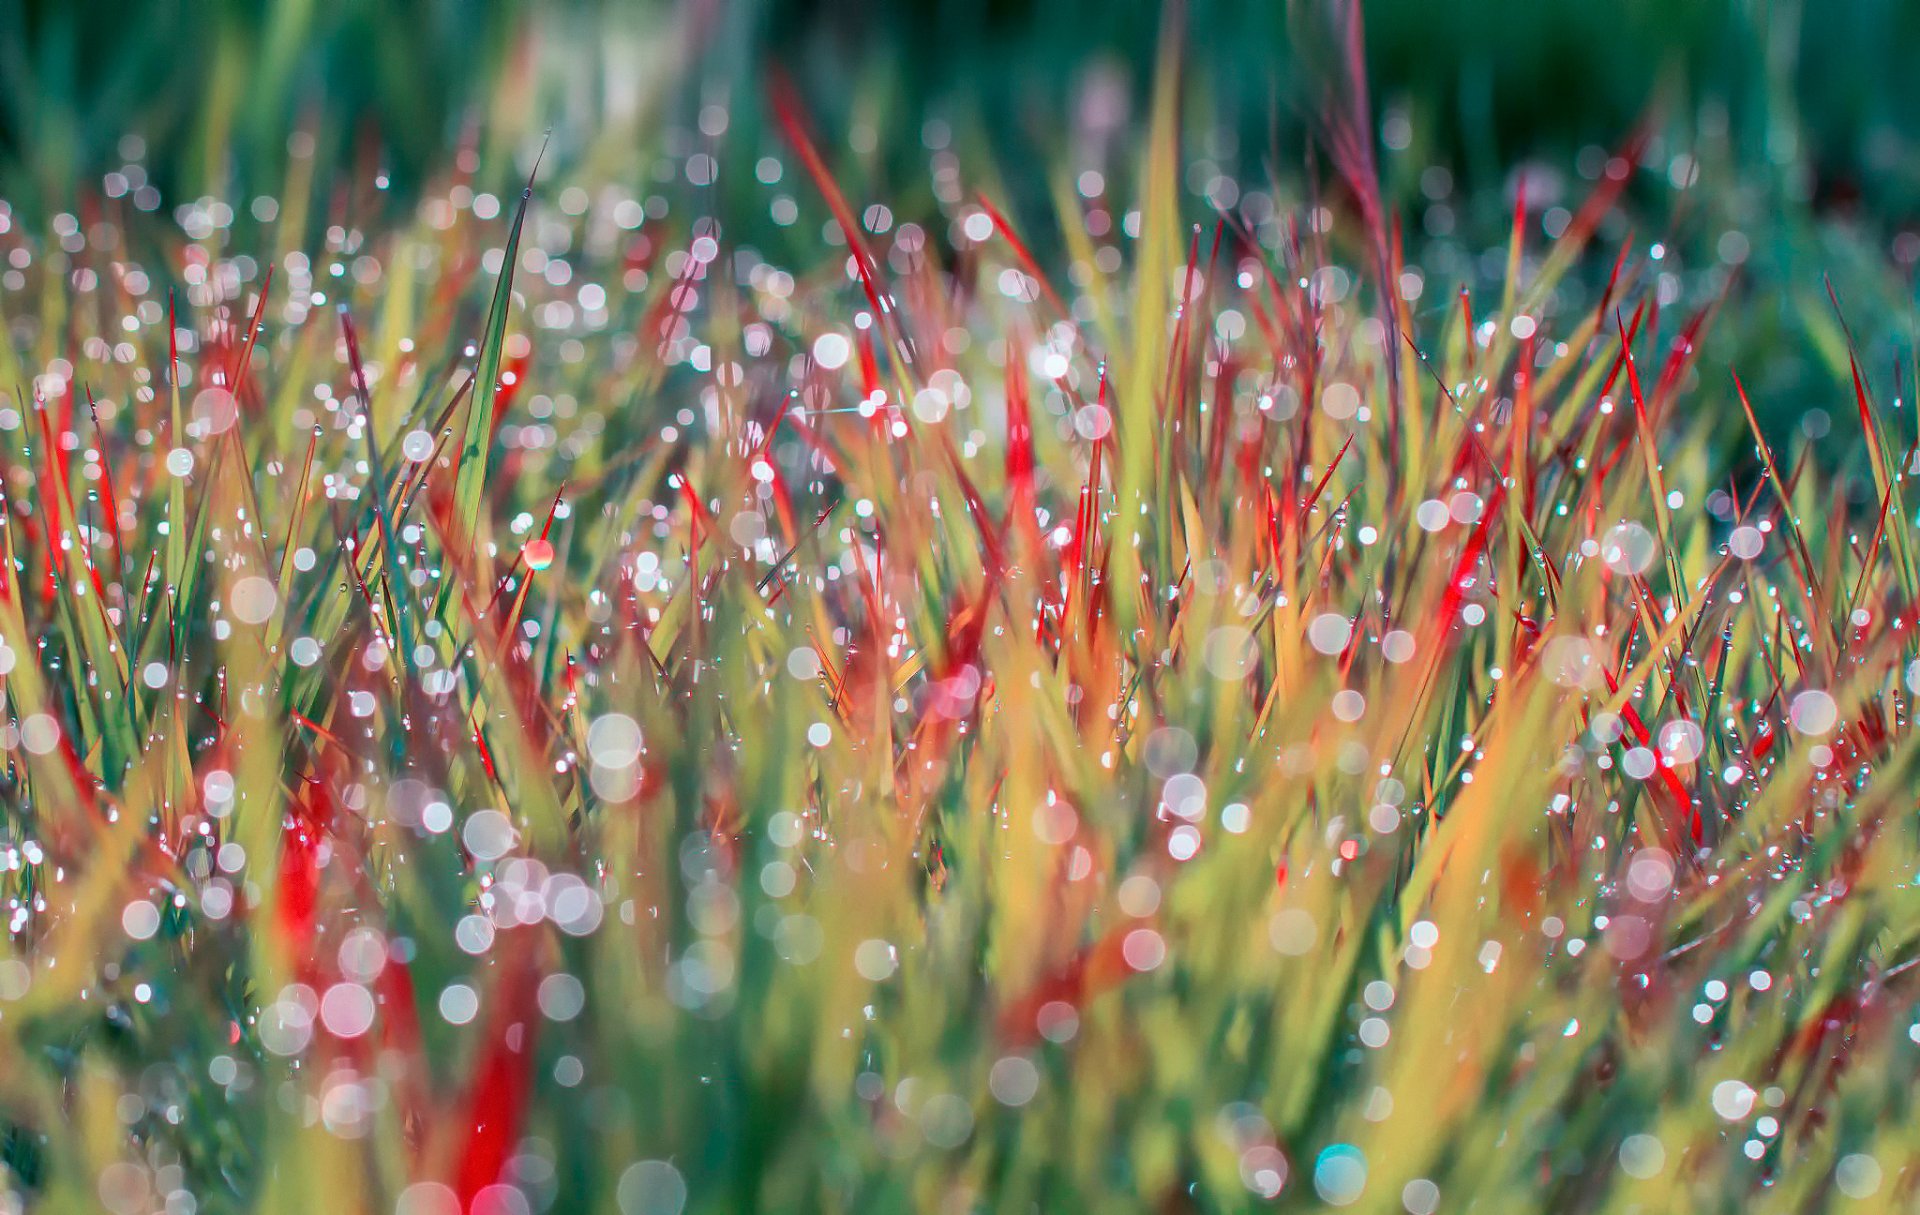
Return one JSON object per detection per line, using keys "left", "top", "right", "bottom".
{"left": 0, "top": 2, "right": 1916, "bottom": 1213}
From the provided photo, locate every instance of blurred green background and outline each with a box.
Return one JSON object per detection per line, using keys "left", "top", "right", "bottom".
{"left": 5, "top": 0, "right": 1920, "bottom": 457}
{"left": 9, "top": 0, "right": 1920, "bottom": 213}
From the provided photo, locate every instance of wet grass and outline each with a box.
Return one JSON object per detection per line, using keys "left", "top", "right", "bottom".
{"left": 0, "top": 11, "right": 1916, "bottom": 1215}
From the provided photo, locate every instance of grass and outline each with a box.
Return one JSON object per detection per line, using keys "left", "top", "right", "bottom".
{"left": 0, "top": 7, "right": 1917, "bottom": 1215}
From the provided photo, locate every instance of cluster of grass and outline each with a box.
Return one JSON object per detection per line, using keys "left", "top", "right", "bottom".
{"left": 0, "top": 10, "right": 1919, "bottom": 1215}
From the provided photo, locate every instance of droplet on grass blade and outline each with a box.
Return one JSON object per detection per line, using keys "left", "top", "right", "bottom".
{"left": 320, "top": 982, "right": 375, "bottom": 1038}
{"left": 20, "top": 714, "right": 59, "bottom": 755}
{"left": 439, "top": 984, "right": 479, "bottom": 1026}
{"left": 1447, "top": 491, "right": 1484, "bottom": 524}
{"left": 1626, "top": 849, "right": 1675, "bottom": 901}
{"left": 1035, "top": 1001, "right": 1078, "bottom": 1043}
{"left": 538, "top": 973, "right": 586, "bottom": 1021}
{"left": 1600, "top": 521, "right": 1657, "bottom": 576}
{"left": 461, "top": 810, "right": 516, "bottom": 862}
{"left": 988, "top": 1056, "right": 1040, "bottom": 1106}
{"left": 1618, "top": 1133, "right": 1665, "bottom": 1179}
{"left": 1143, "top": 727, "right": 1198, "bottom": 776}
{"left": 1658, "top": 720, "right": 1704, "bottom": 764}
{"left": 1837, "top": 1154, "right": 1883, "bottom": 1199}
{"left": 1031, "top": 801, "right": 1078, "bottom": 846}
{"left": 786, "top": 648, "right": 822, "bottom": 680}
{"left": 586, "top": 714, "right": 643, "bottom": 769}
{"left": 616, "top": 1160, "right": 687, "bottom": 1215}
{"left": 1117, "top": 875, "right": 1161, "bottom": 917}
{"left": 811, "top": 332, "right": 850, "bottom": 369}
{"left": 1161, "top": 773, "right": 1206, "bottom": 821}
{"left": 920, "top": 1093, "right": 974, "bottom": 1148}
{"left": 259, "top": 993, "right": 316, "bottom": 1056}
{"left": 1240, "top": 1145, "right": 1289, "bottom": 1198}
{"left": 191, "top": 385, "right": 238, "bottom": 434}
{"left": 229, "top": 576, "right": 278, "bottom": 624}
{"left": 97, "top": 1162, "right": 153, "bottom": 1215}
{"left": 1203, "top": 625, "right": 1255, "bottom": 679}
{"left": 1308, "top": 613, "right": 1352, "bottom": 655}
{"left": 1789, "top": 690, "right": 1838, "bottom": 736}
{"left": 1121, "top": 929, "right": 1165, "bottom": 971}
{"left": 1711, "top": 1080, "right": 1755, "bottom": 1121}
{"left": 1402, "top": 1179, "right": 1441, "bottom": 1215}
{"left": 1313, "top": 1145, "right": 1367, "bottom": 1206}
{"left": 402, "top": 429, "right": 435, "bottom": 462}
{"left": 468, "top": 1185, "right": 531, "bottom": 1215}
{"left": 1270, "top": 909, "right": 1317, "bottom": 955}
{"left": 121, "top": 901, "right": 161, "bottom": 941}
{"left": 911, "top": 386, "right": 950, "bottom": 423}
{"left": 1544, "top": 636, "right": 1599, "bottom": 688}
{"left": 337, "top": 928, "right": 388, "bottom": 982}
{"left": 1604, "top": 915, "right": 1651, "bottom": 959}
{"left": 853, "top": 939, "right": 897, "bottom": 981}
{"left": 395, "top": 1182, "right": 462, "bottom": 1215}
